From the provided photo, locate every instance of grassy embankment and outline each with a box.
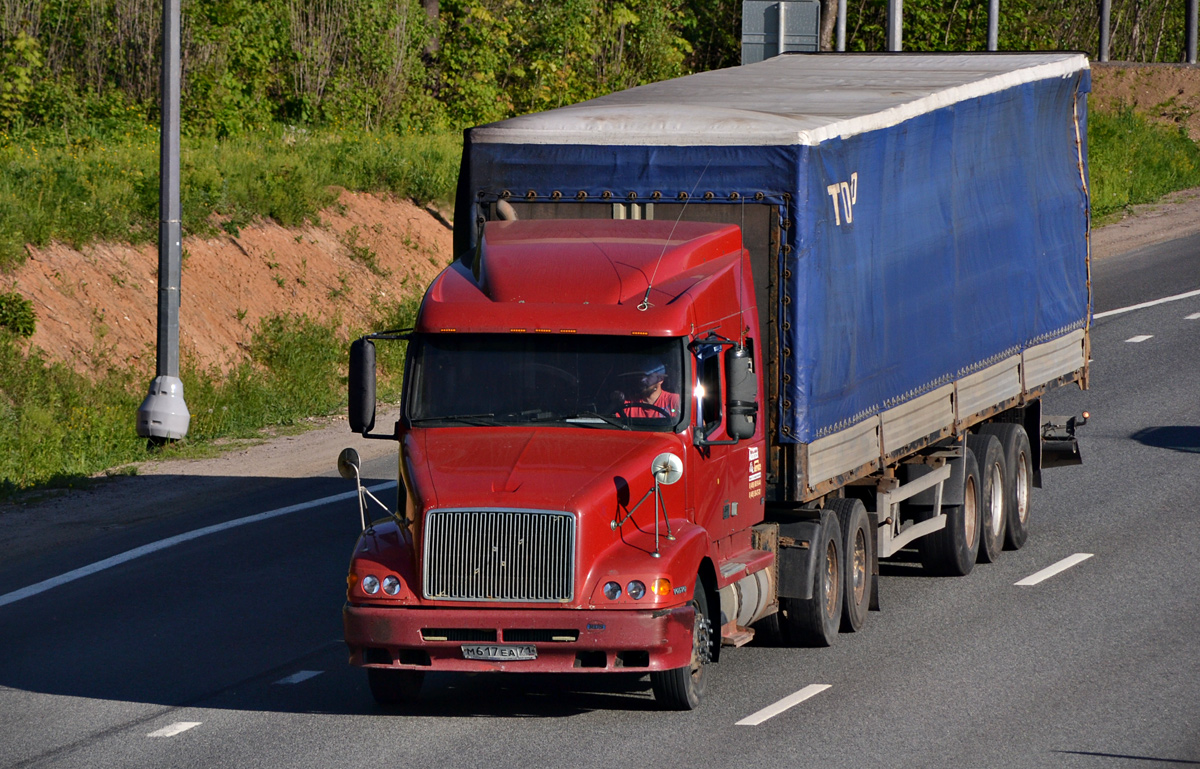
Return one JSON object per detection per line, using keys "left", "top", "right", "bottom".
{"left": 0, "top": 126, "right": 458, "bottom": 497}
{"left": 1, "top": 105, "right": 1199, "bottom": 497}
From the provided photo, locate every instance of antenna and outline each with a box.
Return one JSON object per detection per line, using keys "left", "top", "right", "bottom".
{"left": 638, "top": 161, "right": 711, "bottom": 312}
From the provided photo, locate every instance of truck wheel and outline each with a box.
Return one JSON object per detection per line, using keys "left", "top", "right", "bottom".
{"left": 978, "top": 423, "right": 1033, "bottom": 550}
{"left": 779, "top": 510, "right": 843, "bottom": 646}
{"left": 826, "top": 498, "right": 872, "bottom": 632}
{"left": 918, "top": 448, "right": 981, "bottom": 576}
{"left": 367, "top": 668, "right": 424, "bottom": 706}
{"left": 651, "top": 579, "right": 713, "bottom": 710}
{"left": 967, "top": 433, "right": 1007, "bottom": 564}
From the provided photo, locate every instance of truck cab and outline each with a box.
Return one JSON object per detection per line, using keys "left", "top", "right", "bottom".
{"left": 343, "top": 219, "right": 773, "bottom": 709}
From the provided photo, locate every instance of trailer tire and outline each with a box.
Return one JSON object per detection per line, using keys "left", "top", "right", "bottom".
{"left": 651, "top": 579, "right": 713, "bottom": 710}
{"left": 779, "top": 510, "right": 843, "bottom": 646}
{"left": 826, "top": 498, "right": 872, "bottom": 632}
{"left": 367, "top": 668, "right": 424, "bottom": 706}
{"left": 967, "top": 433, "right": 1007, "bottom": 564}
{"left": 978, "top": 423, "right": 1033, "bottom": 550}
{"left": 918, "top": 448, "right": 981, "bottom": 576}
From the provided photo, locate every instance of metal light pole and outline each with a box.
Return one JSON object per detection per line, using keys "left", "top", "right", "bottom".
{"left": 988, "top": 0, "right": 999, "bottom": 50}
{"left": 1187, "top": 0, "right": 1198, "bottom": 64}
{"left": 837, "top": 0, "right": 846, "bottom": 51}
{"left": 136, "top": 0, "right": 190, "bottom": 441}
{"left": 1099, "top": 0, "right": 1111, "bottom": 62}
{"left": 887, "top": 0, "right": 902, "bottom": 51}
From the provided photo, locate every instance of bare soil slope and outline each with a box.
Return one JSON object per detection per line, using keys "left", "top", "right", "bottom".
{"left": 1090, "top": 62, "right": 1200, "bottom": 141}
{"left": 11, "top": 190, "right": 453, "bottom": 376}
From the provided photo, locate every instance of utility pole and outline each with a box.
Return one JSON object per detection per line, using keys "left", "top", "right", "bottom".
{"left": 136, "top": 0, "right": 190, "bottom": 441}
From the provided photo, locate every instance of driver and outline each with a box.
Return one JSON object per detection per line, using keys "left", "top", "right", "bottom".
{"left": 617, "top": 360, "right": 681, "bottom": 419}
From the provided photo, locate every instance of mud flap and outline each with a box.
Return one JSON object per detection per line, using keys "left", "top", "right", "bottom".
{"left": 775, "top": 519, "right": 824, "bottom": 600}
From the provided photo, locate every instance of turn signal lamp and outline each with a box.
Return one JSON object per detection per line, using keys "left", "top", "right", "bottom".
{"left": 651, "top": 578, "right": 672, "bottom": 596}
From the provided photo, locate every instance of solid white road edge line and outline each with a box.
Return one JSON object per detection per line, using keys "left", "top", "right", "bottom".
{"left": 1125, "top": 335, "right": 1154, "bottom": 343}
{"left": 148, "top": 722, "right": 202, "bottom": 738}
{"left": 0, "top": 482, "right": 397, "bottom": 610}
{"left": 1015, "top": 553, "right": 1094, "bottom": 586}
{"left": 1092, "top": 288, "right": 1200, "bottom": 319}
{"left": 275, "top": 670, "right": 323, "bottom": 685}
{"left": 736, "top": 684, "right": 832, "bottom": 726}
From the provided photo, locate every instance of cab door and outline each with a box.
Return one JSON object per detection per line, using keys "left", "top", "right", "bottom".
{"left": 690, "top": 341, "right": 752, "bottom": 557}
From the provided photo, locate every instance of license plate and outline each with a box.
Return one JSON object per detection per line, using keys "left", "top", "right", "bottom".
{"left": 461, "top": 644, "right": 538, "bottom": 661}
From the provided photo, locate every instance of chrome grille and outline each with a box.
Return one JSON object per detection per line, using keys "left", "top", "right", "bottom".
{"left": 423, "top": 509, "right": 575, "bottom": 602}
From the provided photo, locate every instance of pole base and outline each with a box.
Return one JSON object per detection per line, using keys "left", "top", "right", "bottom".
{"left": 136, "top": 375, "right": 190, "bottom": 440}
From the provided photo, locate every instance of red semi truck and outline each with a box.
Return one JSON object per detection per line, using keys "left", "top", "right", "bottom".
{"left": 339, "top": 54, "right": 1092, "bottom": 709}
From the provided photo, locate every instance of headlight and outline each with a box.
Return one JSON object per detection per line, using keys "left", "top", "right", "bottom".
{"left": 603, "top": 581, "right": 622, "bottom": 600}
{"left": 626, "top": 580, "right": 646, "bottom": 600}
{"left": 382, "top": 575, "right": 401, "bottom": 596}
{"left": 361, "top": 575, "right": 380, "bottom": 594}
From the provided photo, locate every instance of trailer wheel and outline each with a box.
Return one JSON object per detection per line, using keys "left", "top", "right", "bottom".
{"left": 978, "top": 423, "right": 1033, "bottom": 550}
{"left": 651, "top": 579, "right": 713, "bottom": 710}
{"left": 918, "top": 448, "right": 981, "bottom": 576}
{"left": 367, "top": 668, "right": 424, "bottom": 706}
{"left": 967, "top": 433, "right": 1007, "bottom": 564}
{"left": 826, "top": 498, "right": 872, "bottom": 632}
{"left": 779, "top": 510, "right": 843, "bottom": 646}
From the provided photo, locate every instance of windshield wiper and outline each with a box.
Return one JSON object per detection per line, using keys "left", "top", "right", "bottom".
{"left": 562, "top": 411, "right": 631, "bottom": 430}
{"left": 411, "top": 412, "right": 498, "bottom": 426}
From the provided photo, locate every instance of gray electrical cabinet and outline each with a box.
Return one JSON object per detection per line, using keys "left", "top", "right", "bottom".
{"left": 741, "top": 0, "right": 821, "bottom": 63}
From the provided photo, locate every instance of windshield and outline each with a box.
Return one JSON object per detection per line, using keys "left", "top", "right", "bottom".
{"left": 407, "top": 334, "right": 686, "bottom": 431}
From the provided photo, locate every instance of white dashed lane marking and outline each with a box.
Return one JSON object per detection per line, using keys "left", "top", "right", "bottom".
{"left": 148, "top": 722, "right": 201, "bottom": 738}
{"left": 275, "top": 670, "right": 323, "bottom": 685}
{"left": 1092, "top": 288, "right": 1200, "bottom": 319}
{"left": 1187, "top": 312, "right": 1200, "bottom": 320}
{"left": 736, "top": 684, "right": 831, "bottom": 726}
{"left": 1015, "top": 553, "right": 1094, "bottom": 586}
{"left": 1125, "top": 335, "right": 1153, "bottom": 343}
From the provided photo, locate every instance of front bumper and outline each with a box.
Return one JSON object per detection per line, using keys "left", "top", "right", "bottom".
{"left": 344, "top": 604, "right": 695, "bottom": 674}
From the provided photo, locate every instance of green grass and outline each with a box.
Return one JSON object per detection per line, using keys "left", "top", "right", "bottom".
{"left": 0, "top": 296, "right": 420, "bottom": 499}
{"left": 0, "top": 126, "right": 462, "bottom": 269}
{"left": 1088, "top": 106, "right": 1200, "bottom": 221}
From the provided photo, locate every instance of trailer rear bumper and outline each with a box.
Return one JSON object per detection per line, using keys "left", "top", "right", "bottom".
{"left": 344, "top": 604, "right": 696, "bottom": 673}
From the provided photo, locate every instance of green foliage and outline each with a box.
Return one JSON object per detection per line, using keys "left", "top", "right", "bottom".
{"left": 0, "top": 337, "right": 146, "bottom": 495}
{"left": 433, "top": 0, "right": 692, "bottom": 127}
{"left": 0, "top": 292, "right": 36, "bottom": 337}
{"left": 0, "top": 32, "right": 43, "bottom": 127}
{"left": 0, "top": 127, "right": 461, "bottom": 269}
{"left": 1088, "top": 106, "right": 1200, "bottom": 220}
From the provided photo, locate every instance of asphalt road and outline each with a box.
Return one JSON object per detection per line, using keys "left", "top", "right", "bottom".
{"left": 1, "top": 240, "right": 1198, "bottom": 768}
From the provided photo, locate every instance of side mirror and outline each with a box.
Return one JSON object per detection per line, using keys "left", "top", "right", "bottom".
{"left": 337, "top": 447, "right": 361, "bottom": 481}
{"left": 725, "top": 346, "right": 758, "bottom": 441}
{"left": 348, "top": 338, "right": 377, "bottom": 434}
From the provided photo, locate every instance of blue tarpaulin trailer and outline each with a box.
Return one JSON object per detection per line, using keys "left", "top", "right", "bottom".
{"left": 452, "top": 52, "right": 1091, "bottom": 500}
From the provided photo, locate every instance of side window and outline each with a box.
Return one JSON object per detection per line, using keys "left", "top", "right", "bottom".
{"left": 695, "top": 345, "right": 723, "bottom": 436}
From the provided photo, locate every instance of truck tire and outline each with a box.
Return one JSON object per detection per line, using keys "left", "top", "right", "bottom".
{"left": 918, "top": 448, "right": 981, "bottom": 576}
{"left": 367, "top": 668, "right": 424, "bottom": 706}
{"left": 779, "top": 510, "right": 843, "bottom": 646}
{"left": 826, "top": 498, "right": 872, "bottom": 633}
{"left": 978, "top": 422, "right": 1033, "bottom": 550}
{"left": 967, "top": 433, "right": 1007, "bottom": 564}
{"left": 651, "top": 579, "right": 713, "bottom": 710}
